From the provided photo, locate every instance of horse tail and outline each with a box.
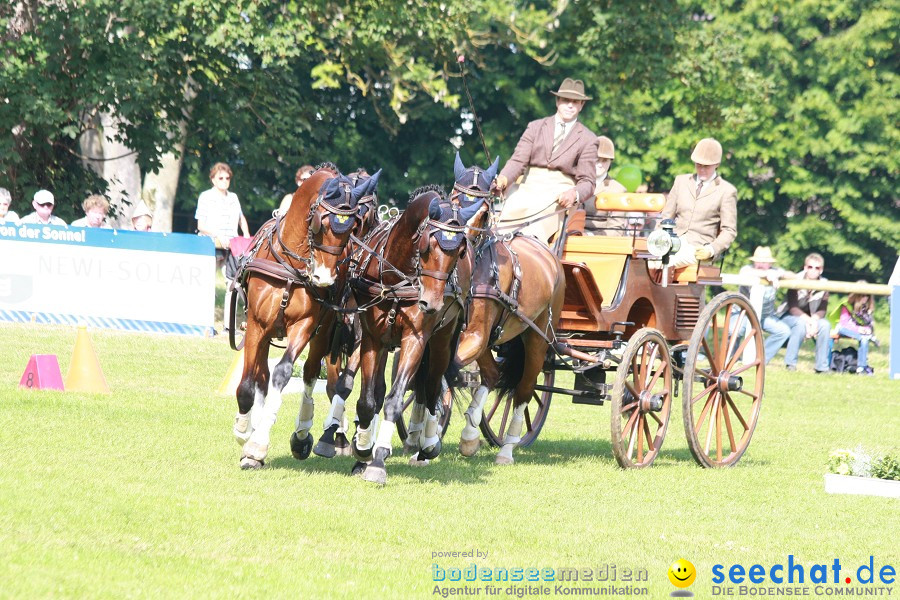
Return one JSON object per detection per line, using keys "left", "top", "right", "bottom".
{"left": 443, "top": 323, "right": 464, "bottom": 409}
{"left": 328, "top": 317, "right": 355, "bottom": 364}
{"left": 495, "top": 335, "right": 525, "bottom": 402}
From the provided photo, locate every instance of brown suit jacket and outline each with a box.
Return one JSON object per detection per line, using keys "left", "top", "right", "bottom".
{"left": 661, "top": 173, "right": 738, "bottom": 255}
{"left": 499, "top": 116, "right": 599, "bottom": 201}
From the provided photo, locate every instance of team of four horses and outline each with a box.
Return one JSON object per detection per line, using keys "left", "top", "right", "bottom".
{"left": 228, "top": 156, "right": 564, "bottom": 485}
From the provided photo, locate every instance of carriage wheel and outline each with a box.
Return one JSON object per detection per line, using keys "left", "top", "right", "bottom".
{"left": 682, "top": 292, "right": 764, "bottom": 468}
{"left": 479, "top": 364, "right": 553, "bottom": 448}
{"left": 610, "top": 328, "right": 673, "bottom": 468}
{"left": 227, "top": 288, "right": 248, "bottom": 351}
{"left": 395, "top": 377, "right": 453, "bottom": 441}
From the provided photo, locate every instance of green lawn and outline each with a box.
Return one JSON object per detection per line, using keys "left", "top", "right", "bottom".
{"left": 0, "top": 322, "right": 897, "bottom": 599}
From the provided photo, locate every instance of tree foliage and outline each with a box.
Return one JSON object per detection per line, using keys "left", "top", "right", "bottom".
{"left": 0, "top": 0, "right": 896, "bottom": 281}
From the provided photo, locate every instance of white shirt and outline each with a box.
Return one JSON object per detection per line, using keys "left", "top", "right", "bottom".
{"left": 19, "top": 212, "right": 67, "bottom": 226}
{"left": 0, "top": 210, "right": 19, "bottom": 224}
{"left": 195, "top": 188, "right": 243, "bottom": 240}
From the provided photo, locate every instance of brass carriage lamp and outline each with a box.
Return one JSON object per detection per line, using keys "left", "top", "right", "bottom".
{"left": 647, "top": 219, "right": 681, "bottom": 260}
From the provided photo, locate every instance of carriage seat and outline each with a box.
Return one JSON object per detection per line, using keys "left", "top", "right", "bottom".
{"left": 593, "top": 192, "right": 666, "bottom": 213}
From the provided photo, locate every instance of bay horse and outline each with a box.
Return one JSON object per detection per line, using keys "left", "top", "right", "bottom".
{"left": 346, "top": 186, "right": 484, "bottom": 485}
{"left": 233, "top": 166, "right": 375, "bottom": 469}
{"left": 452, "top": 157, "right": 566, "bottom": 466}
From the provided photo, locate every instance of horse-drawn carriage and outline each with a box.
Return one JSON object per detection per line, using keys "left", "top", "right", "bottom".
{"left": 227, "top": 159, "right": 764, "bottom": 482}
{"left": 452, "top": 191, "right": 765, "bottom": 469}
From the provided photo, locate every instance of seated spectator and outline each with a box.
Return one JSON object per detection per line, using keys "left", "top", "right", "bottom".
{"left": 779, "top": 252, "right": 830, "bottom": 373}
{"left": 0, "top": 187, "right": 19, "bottom": 224}
{"left": 131, "top": 201, "right": 153, "bottom": 231}
{"left": 19, "top": 189, "right": 67, "bottom": 225}
{"left": 278, "top": 165, "right": 315, "bottom": 215}
{"left": 584, "top": 136, "right": 628, "bottom": 236}
{"left": 70, "top": 194, "right": 111, "bottom": 228}
{"left": 831, "top": 284, "right": 877, "bottom": 375}
{"left": 736, "top": 246, "right": 791, "bottom": 364}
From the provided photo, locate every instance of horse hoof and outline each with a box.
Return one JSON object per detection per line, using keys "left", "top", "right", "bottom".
{"left": 242, "top": 441, "right": 268, "bottom": 462}
{"left": 494, "top": 455, "right": 514, "bottom": 466}
{"left": 409, "top": 453, "right": 430, "bottom": 467}
{"left": 313, "top": 440, "right": 336, "bottom": 459}
{"left": 418, "top": 439, "right": 442, "bottom": 461}
{"left": 362, "top": 464, "right": 387, "bottom": 485}
{"left": 240, "top": 457, "right": 264, "bottom": 470}
{"left": 402, "top": 441, "right": 419, "bottom": 456}
{"left": 335, "top": 431, "right": 352, "bottom": 455}
{"left": 289, "top": 431, "right": 313, "bottom": 461}
{"left": 351, "top": 440, "right": 373, "bottom": 462}
{"left": 350, "top": 461, "right": 368, "bottom": 477}
{"left": 459, "top": 437, "right": 481, "bottom": 457}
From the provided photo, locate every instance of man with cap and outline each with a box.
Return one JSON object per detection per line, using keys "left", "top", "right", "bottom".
{"left": 584, "top": 135, "right": 629, "bottom": 235}
{"left": 19, "top": 189, "right": 67, "bottom": 226}
{"left": 659, "top": 138, "right": 737, "bottom": 268}
{"left": 736, "top": 246, "right": 792, "bottom": 364}
{"left": 493, "top": 77, "right": 599, "bottom": 243}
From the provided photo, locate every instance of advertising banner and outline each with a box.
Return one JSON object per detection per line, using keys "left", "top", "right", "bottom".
{"left": 0, "top": 223, "right": 216, "bottom": 335}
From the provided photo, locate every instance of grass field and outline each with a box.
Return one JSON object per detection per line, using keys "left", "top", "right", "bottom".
{"left": 1, "top": 321, "right": 898, "bottom": 599}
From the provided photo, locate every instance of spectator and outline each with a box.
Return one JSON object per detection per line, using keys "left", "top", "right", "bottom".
{"left": 70, "top": 194, "right": 111, "bottom": 228}
{"left": 780, "top": 252, "right": 830, "bottom": 373}
{"left": 584, "top": 136, "right": 628, "bottom": 236}
{"left": 0, "top": 187, "right": 19, "bottom": 224}
{"left": 494, "top": 78, "right": 599, "bottom": 243}
{"left": 278, "top": 165, "right": 315, "bottom": 215}
{"left": 19, "top": 190, "right": 67, "bottom": 226}
{"left": 195, "top": 162, "right": 250, "bottom": 251}
{"left": 737, "top": 246, "right": 792, "bottom": 364}
{"left": 659, "top": 138, "right": 737, "bottom": 268}
{"left": 831, "top": 284, "right": 877, "bottom": 375}
{"left": 131, "top": 201, "right": 153, "bottom": 232}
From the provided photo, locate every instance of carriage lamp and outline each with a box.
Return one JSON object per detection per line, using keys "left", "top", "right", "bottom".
{"left": 647, "top": 219, "right": 682, "bottom": 258}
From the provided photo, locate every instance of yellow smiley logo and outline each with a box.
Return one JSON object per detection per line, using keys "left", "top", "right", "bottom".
{"left": 668, "top": 559, "right": 696, "bottom": 588}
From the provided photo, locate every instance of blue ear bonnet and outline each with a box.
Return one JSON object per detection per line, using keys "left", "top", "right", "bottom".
{"left": 433, "top": 197, "right": 485, "bottom": 251}
{"left": 453, "top": 152, "right": 499, "bottom": 200}
{"left": 318, "top": 175, "right": 364, "bottom": 234}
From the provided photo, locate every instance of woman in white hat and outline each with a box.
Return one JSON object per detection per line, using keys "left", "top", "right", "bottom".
{"left": 737, "top": 246, "right": 791, "bottom": 364}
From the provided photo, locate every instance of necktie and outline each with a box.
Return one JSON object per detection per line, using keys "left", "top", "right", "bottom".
{"left": 695, "top": 179, "right": 703, "bottom": 198}
{"left": 552, "top": 122, "right": 566, "bottom": 156}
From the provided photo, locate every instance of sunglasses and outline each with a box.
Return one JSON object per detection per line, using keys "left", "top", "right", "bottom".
{"left": 805, "top": 265, "right": 822, "bottom": 270}
{"left": 216, "top": 175, "right": 231, "bottom": 181}
{"left": 37, "top": 202, "right": 53, "bottom": 208}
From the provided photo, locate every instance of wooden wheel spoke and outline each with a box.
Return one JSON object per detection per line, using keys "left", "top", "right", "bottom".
{"left": 497, "top": 399, "right": 511, "bottom": 440}
{"left": 524, "top": 406, "right": 533, "bottom": 432}
{"left": 696, "top": 390, "right": 717, "bottom": 433}
{"left": 725, "top": 326, "right": 755, "bottom": 371}
{"left": 715, "top": 395, "right": 723, "bottom": 461}
{"left": 624, "top": 381, "right": 640, "bottom": 400}
{"left": 646, "top": 359, "right": 668, "bottom": 391}
{"left": 636, "top": 416, "right": 645, "bottom": 462}
{"left": 643, "top": 417, "right": 655, "bottom": 453}
{"left": 730, "top": 361, "right": 761, "bottom": 377}
{"left": 622, "top": 407, "right": 640, "bottom": 441}
{"left": 648, "top": 410, "right": 663, "bottom": 426}
{"left": 486, "top": 395, "right": 502, "bottom": 421}
{"left": 626, "top": 412, "right": 639, "bottom": 458}
{"left": 723, "top": 309, "right": 745, "bottom": 367}
{"left": 725, "top": 393, "right": 749, "bottom": 430}
{"left": 734, "top": 388, "right": 759, "bottom": 400}
{"left": 704, "top": 393, "right": 720, "bottom": 455}
{"left": 621, "top": 401, "right": 638, "bottom": 413}
{"left": 691, "top": 382, "right": 717, "bottom": 405}
{"left": 701, "top": 337, "right": 720, "bottom": 373}
{"left": 721, "top": 397, "right": 737, "bottom": 453}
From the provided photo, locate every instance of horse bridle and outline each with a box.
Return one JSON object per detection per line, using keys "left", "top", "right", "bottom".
{"left": 307, "top": 183, "right": 361, "bottom": 256}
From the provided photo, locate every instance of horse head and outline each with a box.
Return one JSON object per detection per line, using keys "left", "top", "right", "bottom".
{"left": 307, "top": 170, "right": 371, "bottom": 287}
{"left": 351, "top": 168, "right": 383, "bottom": 239}
{"left": 451, "top": 151, "right": 497, "bottom": 240}
{"left": 407, "top": 185, "right": 484, "bottom": 314}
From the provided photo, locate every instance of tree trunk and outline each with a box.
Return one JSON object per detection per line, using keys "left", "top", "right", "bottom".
{"left": 79, "top": 112, "right": 141, "bottom": 228}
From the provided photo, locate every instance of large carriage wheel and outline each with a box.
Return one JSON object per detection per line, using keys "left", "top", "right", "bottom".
{"left": 610, "top": 328, "right": 673, "bottom": 468}
{"left": 227, "top": 287, "right": 249, "bottom": 351}
{"left": 682, "top": 292, "right": 764, "bottom": 468}
{"left": 395, "top": 377, "right": 453, "bottom": 442}
{"left": 479, "top": 355, "right": 553, "bottom": 448}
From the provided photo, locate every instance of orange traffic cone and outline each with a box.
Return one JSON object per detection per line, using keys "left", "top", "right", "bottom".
{"left": 65, "top": 326, "right": 110, "bottom": 394}
{"left": 218, "top": 348, "right": 245, "bottom": 396}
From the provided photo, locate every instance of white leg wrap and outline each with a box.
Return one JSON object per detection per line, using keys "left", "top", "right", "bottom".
{"left": 323, "top": 394, "right": 346, "bottom": 430}
{"left": 406, "top": 402, "right": 426, "bottom": 448}
{"left": 338, "top": 414, "right": 349, "bottom": 434}
{"left": 233, "top": 412, "right": 252, "bottom": 445}
{"left": 497, "top": 403, "right": 527, "bottom": 461}
{"left": 461, "top": 385, "right": 489, "bottom": 441}
{"left": 294, "top": 381, "right": 315, "bottom": 435}
{"left": 249, "top": 387, "right": 283, "bottom": 447}
{"left": 249, "top": 385, "right": 266, "bottom": 431}
{"left": 374, "top": 420, "right": 396, "bottom": 453}
{"left": 421, "top": 410, "right": 440, "bottom": 450}
{"left": 355, "top": 414, "right": 379, "bottom": 451}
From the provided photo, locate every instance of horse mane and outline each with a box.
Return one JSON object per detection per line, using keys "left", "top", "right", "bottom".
{"left": 408, "top": 184, "right": 445, "bottom": 204}
{"left": 315, "top": 161, "right": 339, "bottom": 174}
